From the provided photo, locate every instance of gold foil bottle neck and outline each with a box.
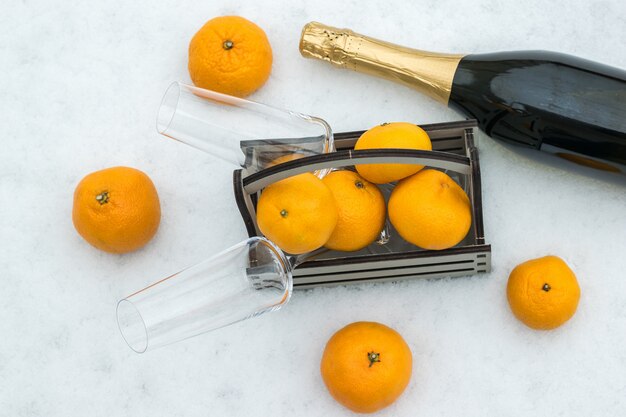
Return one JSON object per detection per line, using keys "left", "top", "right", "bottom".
{"left": 299, "top": 22, "right": 358, "bottom": 68}
{"left": 299, "top": 22, "right": 465, "bottom": 104}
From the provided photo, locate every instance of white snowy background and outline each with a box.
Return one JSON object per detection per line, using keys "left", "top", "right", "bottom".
{"left": 1, "top": 0, "right": 625, "bottom": 415}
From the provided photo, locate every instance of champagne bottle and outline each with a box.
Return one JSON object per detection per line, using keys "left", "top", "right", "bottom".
{"left": 300, "top": 22, "right": 626, "bottom": 174}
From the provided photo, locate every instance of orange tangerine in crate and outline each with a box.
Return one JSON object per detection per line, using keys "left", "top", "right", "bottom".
{"left": 234, "top": 120, "right": 491, "bottom": 288}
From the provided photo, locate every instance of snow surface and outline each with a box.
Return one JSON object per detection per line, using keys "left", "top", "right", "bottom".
{"left": 1, "top": 0, "right": 625, "bottom": 415}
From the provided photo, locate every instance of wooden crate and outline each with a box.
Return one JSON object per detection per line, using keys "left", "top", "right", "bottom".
{"left": 233, "top": 120, "right": 491, "bottom": 289}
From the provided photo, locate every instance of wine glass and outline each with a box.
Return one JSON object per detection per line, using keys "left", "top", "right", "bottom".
{"left": 117, "top": 237, "right": 293, "bottom": 353}
{"left": 156, "top": 82, "right": 334, "bottom": 175}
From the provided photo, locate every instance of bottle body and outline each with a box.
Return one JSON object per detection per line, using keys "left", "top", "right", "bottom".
{"left": 300, "top": 23, "right": 626, "bottom": 174}
{"left": 451, "top": 51, "right": 626, "bottom": 169}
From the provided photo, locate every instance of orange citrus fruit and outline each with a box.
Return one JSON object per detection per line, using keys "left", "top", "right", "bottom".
{"left": 72, "top": 167, "right": 161, "bottom": 254}
{"left": 354, "top": 122, "right": 432, "bottom": 184}
{"left": 507, "top": 255, "right": 581, "bottom": 330}
{"left": 388, "top": 169, "right": 471, "bottom": 250}
{"left": 321, "top": 321, "right": 413, "bottom": 414}
{"left": 188, "top": 16, "right": 273, "bottom": 97}
{"left": 256, "top": 173, "right": 338, "bottom": 254}
{"left": 322, "top": 170, "right": 386, "bottom": 252}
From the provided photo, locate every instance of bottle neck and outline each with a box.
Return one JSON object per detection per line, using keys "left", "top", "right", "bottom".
{"left": 299, "top": 22, "right": 465, "bottom": 104}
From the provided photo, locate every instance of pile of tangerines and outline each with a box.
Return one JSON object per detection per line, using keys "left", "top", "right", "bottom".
{"left": 257, "top": 121, "right": 471, "bottom": 255}
{"left": 71, "top": 15, "right": 581, "bottom": 414}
